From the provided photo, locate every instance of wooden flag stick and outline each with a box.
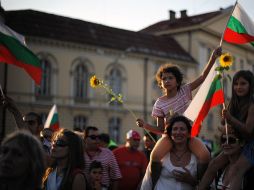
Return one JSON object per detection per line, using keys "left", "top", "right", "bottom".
{"left": 221, "top": 72, "right": 229, "bottom": 144}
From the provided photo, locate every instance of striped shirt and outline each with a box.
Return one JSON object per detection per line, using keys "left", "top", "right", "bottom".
{"left": 152, "top": 84, "right": 192, "bottom": 124}
{"left": 84, "top": 147, "right": 122, "bottom": 187}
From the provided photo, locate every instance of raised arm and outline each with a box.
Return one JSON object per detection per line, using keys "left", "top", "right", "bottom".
{"left": 190, "top": 46, "right": 222, "bottom": 91}
{"left": 222, "top": 104, "right": 254, "bottom": 139}
{"left": 2, "top": 96, "right": 27, "bottom": 130}
{"left": 136, "top": 117, "right": 164, "bottom": 134}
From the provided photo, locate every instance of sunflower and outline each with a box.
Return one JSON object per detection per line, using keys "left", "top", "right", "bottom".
{"left": 219, "top": 53, "right": 233, "bottom": 68}
{"left": 90, "top": 75, "right": 100, "bottom": 88}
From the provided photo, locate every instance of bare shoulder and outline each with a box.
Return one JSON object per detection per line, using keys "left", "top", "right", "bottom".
{"left": 248, "top": 103, "right": 254, "bottom": 113}
{"left": 72, "top": 173, "right": 86, "bottom": 190}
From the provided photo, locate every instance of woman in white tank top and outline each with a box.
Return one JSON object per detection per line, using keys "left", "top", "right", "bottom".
{"left": 141, "top": 115, "right": 198, "bottom": 190}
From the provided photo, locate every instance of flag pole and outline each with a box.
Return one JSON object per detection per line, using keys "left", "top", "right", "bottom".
{"left": 0, "top": 84, "right": 4, "bottom": 98}
{"left": 219, "top": 0, "right": 239, "bottom": 46}
{"left": 219, "top": 0, "right": 238, "bottom": 144}
{"left": 221, "top": 72, "right": 229, "bottom": 144}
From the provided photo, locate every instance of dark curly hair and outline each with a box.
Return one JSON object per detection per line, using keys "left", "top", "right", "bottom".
{"left": 165, "top": 115, "right": 192, "bottom": 137}
{"left": 156, "top": 63, "right": 183, "bottom": 90}
{"left": 89, "top": 160, "right": 103, "bottom": 172}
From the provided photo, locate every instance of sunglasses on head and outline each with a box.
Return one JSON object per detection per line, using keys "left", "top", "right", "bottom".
{"left": 221, "top": 136, "right": 239, "bottom": 145}
{"left": 87, "top": 135, "right": 99, "bottom": 140}
{"left": 54, "top": 139, "right": 69, "bottom": 147}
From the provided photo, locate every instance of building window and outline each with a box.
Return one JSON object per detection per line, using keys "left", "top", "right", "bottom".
{"left": 74, "top": 64, "right": 89, "bottom": 100}
{"left": 108, "top": 117, "right": 121, "bottom": 143}
{"left": 108, "top": 68, "right": 122, "bottom": 105}
{"left": 74, "top": 115, "right": 87, "bottom": 131}
{"left": 36, "top": 59, "right": 52, "bottom": 97}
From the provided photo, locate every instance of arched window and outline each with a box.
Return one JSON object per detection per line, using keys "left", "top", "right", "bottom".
{"left": 74, "top": 64, "right": 89, "bottom": 100}
{"left": 108, "top": 117, "right": 121, "bottom": 143}
{"left": 73, "top": 115, "right": 87, "bottom": 131}
{"left": 36, "top": 59, "right": 51, "bottom": 97}
{"left": 108, "top": 68, "right": 122, "bottom": 105}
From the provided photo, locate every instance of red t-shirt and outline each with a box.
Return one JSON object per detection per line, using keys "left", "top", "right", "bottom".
{"left": 113, "top": 146, "right": 148, "bottom": 190}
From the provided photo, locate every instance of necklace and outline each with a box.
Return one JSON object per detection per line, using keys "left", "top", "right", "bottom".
{"left": 172, "top": 149, "right": 188, "bottom": 161}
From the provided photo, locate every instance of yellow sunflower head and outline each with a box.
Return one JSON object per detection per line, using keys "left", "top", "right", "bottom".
{"left": 90, "top": 75, "right": 101, "bottom": 88}
{"left": 219, "top": 53, "right": 233, "bottom": 68}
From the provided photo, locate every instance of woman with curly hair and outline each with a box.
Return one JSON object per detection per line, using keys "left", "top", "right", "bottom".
{"left": 136, "top": 47, "right": 222, "bottom": 189}
{"left": 141, "top": 115, "right": 199, "bottom": 190}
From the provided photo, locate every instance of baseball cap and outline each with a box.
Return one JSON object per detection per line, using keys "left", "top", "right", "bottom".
{"left": 126, "top": 130, "right": 141, "bottom": 140}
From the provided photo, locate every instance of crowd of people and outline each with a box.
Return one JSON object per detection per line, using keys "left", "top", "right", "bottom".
{"left": 1, "top": 45, "right": 254, "bottom": 190}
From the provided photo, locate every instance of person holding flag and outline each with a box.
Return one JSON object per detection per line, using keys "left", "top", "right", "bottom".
{"left": 198, "top": 2, "right": 254, "bottom": 190}
{"left": 222, "top": 70, "right": 254, "bottom": 190}
{"left": 0, "top": 94, "right": 43, "bottom": 138}
{"left": 199, "top": 70, "right": 254, "bottom": 190}
{"left": 136, "top": 46, "right": 222, "bottom": 189}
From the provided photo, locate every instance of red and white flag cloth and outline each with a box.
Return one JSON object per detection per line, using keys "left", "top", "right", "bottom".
{"left": 0, "top": 22, "right": 42, "bottom": 85}
{"left": 184, "top": 63, "right": 224, "bottom": 137}
{"left": 44, "top": 104, "right": 60, "bottom": 131}
{"left": 223, "top": 2, "right": 254, "bottom": 46}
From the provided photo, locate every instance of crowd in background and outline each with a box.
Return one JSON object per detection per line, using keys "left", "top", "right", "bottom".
{"left": 1, "top": 45, "right": 254, "bottom": 190}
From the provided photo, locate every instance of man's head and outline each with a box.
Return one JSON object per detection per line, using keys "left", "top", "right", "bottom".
{"left": 84, "top": 126, "right": 100, "bottom": 150}
{"left": 23, "top": 112, "right": 43, "bottom": 137}
{"left": 143, "top": 132, "right": 156, "bottom": 150}
{"left": 126, "top": 130, "right": 141, "bottom": 150}
{"left": 98, "top": 133, "right": 110, "bottom": 148}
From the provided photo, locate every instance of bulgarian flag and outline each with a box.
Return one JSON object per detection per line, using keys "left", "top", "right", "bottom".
{"left": 44, "top": 104, "right": 60, "bottom": 131}
{"left": 184, "top": 63, "right": 224, "bottom": 137}
{"left": 223, "top": 2, "right": 254, "bottom": 46}
{"left": 0, "top": 22, "right": 42, "bottom": 85}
